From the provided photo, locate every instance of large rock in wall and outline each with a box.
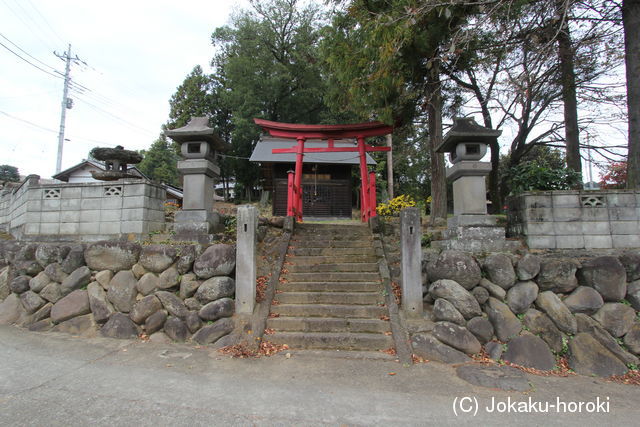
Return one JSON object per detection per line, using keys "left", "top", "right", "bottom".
{"left": 139, "top": 245, "right": 178, "bottom": 274}
{"left": 85, "top": 241, "right": 141, "bottom": 272}
{"left": 0, "top": 241, "right": 237, "bottom": 347}
{"left": 427, "top": 251, "right": 481, "bottom": 290}
{"left": 193, "top": 244, "right": 236, "bottom": 279}
{"left": 577, "top": 256, "right": 627, "bottom": 302}
{"left": 482, "top": 254, "right": 516, "bottom": 290}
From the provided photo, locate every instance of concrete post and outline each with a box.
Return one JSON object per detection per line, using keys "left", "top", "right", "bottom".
{"left": 236, "top": 205, "right": 257, "bottom": 314}
{"left": 400, "top": 207, "right": 423, "bottom": 317}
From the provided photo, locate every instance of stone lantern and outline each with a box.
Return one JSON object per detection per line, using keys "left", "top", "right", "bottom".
{"left": 433, "top": 117, "right": 520, "bottom": 252}
{"left": 165, "top": 117, "right": 228, "bottom": 239}
{"left": 89, "top": 146, "right": 143, "bottom": 181}
{"left": 437, "top": 117, "right": 501, "bottom": 218}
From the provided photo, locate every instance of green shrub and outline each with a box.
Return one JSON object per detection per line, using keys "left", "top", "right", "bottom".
{"left": 506, "top": 161, "right": 581, "bottom": 195}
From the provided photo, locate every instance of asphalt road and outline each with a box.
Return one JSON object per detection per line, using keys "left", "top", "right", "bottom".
{"left": 0, "top": 325, "right": 638, "bottom": 426}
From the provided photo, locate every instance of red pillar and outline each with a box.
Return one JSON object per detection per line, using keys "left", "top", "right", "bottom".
{"left": 294, "top": 137, "right": 305, "bottom": 222}
{"left": 357, "top": 137, "right": 369, "bottom": 222}
{"left": 369, "top": 171, "right": 377, "bottom": 218}
{"left": 287, "top": 170, "right": 295, "bottom": 217}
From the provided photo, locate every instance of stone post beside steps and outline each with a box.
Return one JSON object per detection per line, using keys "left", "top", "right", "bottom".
{"left": 236, "top": 205, "right": 257, "bottom": 314}
{"left": 400, "top": 207, "right": 423, "bottom": 317}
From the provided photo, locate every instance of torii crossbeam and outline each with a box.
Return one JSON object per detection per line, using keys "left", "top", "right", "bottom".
{"left": 254, "top": 118, "right": 392, "bottom": 222}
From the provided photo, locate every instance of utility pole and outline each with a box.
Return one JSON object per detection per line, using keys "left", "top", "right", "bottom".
{"left": 54, "top": 44, "right": 73, "bottom": 174}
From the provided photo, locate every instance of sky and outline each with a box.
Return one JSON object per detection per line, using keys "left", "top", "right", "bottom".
{"left": 0, "top": 0, "right": 249, "bottom": 179}
{"left": 0, "top": 0, "right": 627, "bottom": 183}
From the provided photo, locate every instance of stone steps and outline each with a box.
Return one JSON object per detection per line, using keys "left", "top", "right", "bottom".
{"left": 295, "top": 224, "right": 369, "bottom": 233}
{"left": 268, "top": 331, "right": 394, "bottom": 351}
{"left": 290, "top": 247, "right": 376, "bottom": 257}
{"left": 287, "top": 255, "right": 378, "bottom": 265}
{"left": 290, "top": 239, "right": 374, "bottom": 248}
{"left": 267, "top": 223, "right": 393, "bottom": 352}
{"left": 277, "top": 281, "right": 381, "bottom": 293}
{"left": 270, "top": 303, "right": 388, "bottom": 318}
{"left": 267, "top": 316, "right": 391, "bottom": 333}
{"left": 275, "top": 291, "right": 382, "bottom": 305}
{"left": 283, "top": 272, "right": 381, "bottom": 282}
{"left": 287, "top": 262, "right": 379, "bottom": 273}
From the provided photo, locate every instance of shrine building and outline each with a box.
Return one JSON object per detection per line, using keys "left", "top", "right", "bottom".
{"left": 249, "top": 119, "right": 392, "bottom": 222}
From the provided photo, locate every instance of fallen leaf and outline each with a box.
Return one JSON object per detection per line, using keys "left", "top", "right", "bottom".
{"left": 412, "top": 354, "right": 429, "bottom": 364}
{"left": 608, "top": 370, "right": 640, "bottom": 386}
{"left": 388, "top": 372, "right": 396, "bottom": 376}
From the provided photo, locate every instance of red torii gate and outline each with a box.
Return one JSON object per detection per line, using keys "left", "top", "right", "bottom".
{"left": 254, "top": 118, "right": 393, "bottom": 222}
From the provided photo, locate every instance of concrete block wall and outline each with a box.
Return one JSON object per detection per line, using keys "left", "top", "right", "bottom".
{"left": 0, "top": 177, "right": 165, "bottom": 241}
{"left": 507, "top": 190, "right": 640, "bottom": 249}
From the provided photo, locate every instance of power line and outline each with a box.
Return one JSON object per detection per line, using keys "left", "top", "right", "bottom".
{"left": 0, "top": 36, "right": 156, "bottom": 150}
{"left": 23, "top": 0, "right": 66, "bottom": 46}
{"left": 69, "top": 82, "right": 125, "bottom": 111}
{"left": 218, "top": 153, "right": 251, "bottom": 160}
{"left": 0, "top": 32, "right": 62, "bottom": 76}
{"left": 0, "top": 89, "right": 56, "bottom": 99}
{"left": 72, "top": 94, "right": 157, "bottom": 137}
{"left": 0, "top": 39, "right": 62, "bottom": 80}
{"left": 0, "top": 0, "right": 56, "bottom": 52}
{"left": 0, "top": 109, "right": 57, "bottom": 133}
{"left": 0, "top": 109, "right": 119, "bottom": 148}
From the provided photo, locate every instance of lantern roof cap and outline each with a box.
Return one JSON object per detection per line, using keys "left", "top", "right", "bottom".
{"left": 165, "top": 117, "right": 227, "bottom": 150}
{"left": 437, "top": 117, "right": 501, "bottom": 153}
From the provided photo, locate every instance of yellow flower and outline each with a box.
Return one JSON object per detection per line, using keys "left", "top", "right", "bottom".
{"left": 376, "top": 194, "right": 416, "bottom": 217}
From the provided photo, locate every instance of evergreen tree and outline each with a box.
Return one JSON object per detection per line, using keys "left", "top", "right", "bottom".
{"left": 211, "top": 0, "right": 331, "bottom": 195}
{"left": 138, "top": 135, "right": 180, "bottom": 186}
{"left": 0, "top": 165, "right": 19, "bottom": 182}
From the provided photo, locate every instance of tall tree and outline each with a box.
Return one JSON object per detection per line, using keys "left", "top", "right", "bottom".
{"left": 322, "top": 1, "right": 474, "bottom": 222}
{"left": 555, "top": 0, "right": 582, "bottom": 178}
{"left": 211, "top": 0, "right": 330, "bottom": 194}
{"left": 442, "top": 0, "right": 623, "bottom": 201}
{"left": 426, "top": 64, "right": 447, "bottom": 222}
{"left": 624, "top": 0, "right": 640, "bottom": 188}
{"left": 167, "top": 65, "right": 219, "bottom": 130}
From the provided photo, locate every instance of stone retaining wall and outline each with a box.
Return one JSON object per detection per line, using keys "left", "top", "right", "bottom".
{"left": 380, "top": 219, "right": 640, "bottom": 377}
{"left": 507, "top": 190, "right": 640, "bottom": 249}
{"left": 0, "top": 241, "right": 237, "bottom": 346}
{"left": 412, "top": 249, "right": 640, "bottom": 377}
{"left": 0, "top": 176, "right": 165, "bottom": 241}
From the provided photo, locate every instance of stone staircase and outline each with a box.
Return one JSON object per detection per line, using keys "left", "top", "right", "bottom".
{"left": 267, "top": 223, "right": 394, "bottom": 351}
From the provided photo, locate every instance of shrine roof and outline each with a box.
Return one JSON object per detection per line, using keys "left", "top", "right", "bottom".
{"left": 249, "top": 137, "right": 376, "bottom": 165}
{"left": 254, "top": 118, "right": 392, "bottom": 139}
